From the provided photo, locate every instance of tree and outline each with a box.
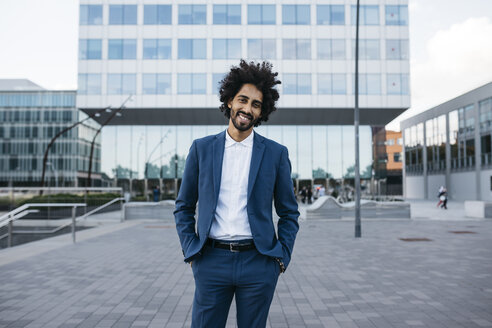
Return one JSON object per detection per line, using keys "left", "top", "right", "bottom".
{"left": 312, "top": 167, "right": 333, "bottom": 179}
{"left": 112, "top": 165, "right": 137, "bottom": 179}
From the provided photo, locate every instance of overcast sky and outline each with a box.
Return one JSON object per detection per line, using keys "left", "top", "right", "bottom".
{"left": 0, "top": 0, "right": 491, "bottom": 131}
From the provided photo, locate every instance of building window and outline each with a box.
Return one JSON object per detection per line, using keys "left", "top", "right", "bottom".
{"left": 386, "top": 39, "right": 409, "bottom": 60}
{"left": 352, "top": 39, "right": 380, "bottom": 60}
{"left": 386, "top": 139, "right": 395, "bottom": 146}
{"left": 178, "top": 39, "right": 206, "bottom": 59}
{"left": 213, "top": 5, "right": 241, "bottom": 24}
{"left": 80, "top": 5, "right": 102, "bottom": 25}
{"left": 213, "top": 39, "right": 241, "bottom": 59}
{"left": 108, "top": 39, "right": 136, "bottom": 60}
{"left": 317, "top": 39, "right": 345, "bottom": 60}
{"left": 387, "top": 74, "right": 409, "bottom": 95}
{"left": 394, "top": 152, "right": 402, "bottom": 162}
{"left": 317, "top": 5, "right": 344, "bottom": 25}
{"left": 109, "top": 5, "right": 137, "bottom": 25}
{"left": 142, "top": 74, "right": 171, "bottom": 95}
{"left": 248, "top": 5, "right": 276, "bottom": 25}
{"left": 143, "top": 39, "right": 171, "bottom": 59}
{"left": 79, "top": 39, "right": 102, "bottom": 60}
{"left": 247, "top": 39, "right": 276, "bottom": 59}
{"left": 178, "top": 5, "right": 206, "bottom": 25}
{"left": 283, "top": 74, "right": 311, "bottom": 94}
{"left": 107, "top": 74, "right": 136, "bottom": 95}
{"left": 78, "top": 74, "right": 101, "bottom": 95}
{"left": 397, "top": 138, "right": 403, "bottom": 145}
{"left": 144, "top": 5, "right": 172, "bottom": 25}
{"left": 318, "top": 74, "right": 346, "bottom": 95}
{"left": 283, "top": 39, "right": 311, "bottom": 59}
{"left": 351, "top": 5, "right": 379, "bottom": 25}
{"left": 178, "top": 74, "right": 206, "bottom": 94}
{"left": 354, "top": 74, "right": 381, "bottom": 95}
{"left": 212, "top": 73, "right": 224, "bottom": 94}
{"left": 385, "top": 5, "right": 408, "bottom": 26}
{"left": 282, "top": 5, "right": 310, "bottom": 25}
{"left": 479, "top": 97, "right": 492, "bottom": 131}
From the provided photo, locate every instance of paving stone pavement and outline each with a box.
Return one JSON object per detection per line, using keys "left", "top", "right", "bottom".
{"left": 1, "top": 215, "right": 492, "bottom": 328}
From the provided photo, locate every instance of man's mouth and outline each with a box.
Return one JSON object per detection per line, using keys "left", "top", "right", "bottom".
{"left": 237, "top": 112, "right": 252, "bottom": 124}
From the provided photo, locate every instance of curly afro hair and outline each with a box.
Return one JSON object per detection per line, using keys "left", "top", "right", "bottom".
{"left": 219, "top": 60, "right": 281, "bottom": 127}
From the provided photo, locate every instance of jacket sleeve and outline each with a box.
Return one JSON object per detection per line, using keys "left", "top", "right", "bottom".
{"left": 174, "top": 140, "right": 199, "bottom": 262}
{"left": 274, "top": 147, "right": 300, "bottom": 269}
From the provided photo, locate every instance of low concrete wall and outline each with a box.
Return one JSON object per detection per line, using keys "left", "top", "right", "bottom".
{"left": 124, "top": 200, "right": 175, "bottom": 220}
{"left": 405, "top": 176, "right": 425, "bottom": 199}
{"left": 306, "top": 196, "right": 411, "bottom": 219}
{"left": 464, "top": 201, "right": 492, "bottom": 218}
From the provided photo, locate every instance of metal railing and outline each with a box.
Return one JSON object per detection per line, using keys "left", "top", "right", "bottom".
{"left": 0, "top": 197, "right": 124, "bottom": 248}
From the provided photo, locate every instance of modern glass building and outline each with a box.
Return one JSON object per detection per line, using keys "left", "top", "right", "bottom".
{"left": 0, "top": 79, "right": 101, "bottom": 187}
{"left": 77, "top": 0, "right": 410, "bottom": 197}
{"left": 401, "top": 82, "right": 492, "bottom": 200}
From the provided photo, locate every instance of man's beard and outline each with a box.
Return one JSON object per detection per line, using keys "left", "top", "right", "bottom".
{"left": 231, "top": 109, "right": 259, "bottom": 132}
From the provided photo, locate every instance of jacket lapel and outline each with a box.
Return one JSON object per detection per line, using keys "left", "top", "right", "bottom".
{"left": 248, "top": 132, "right": 265, "bottom": 200}
{"left": 213, "top": 130, "right": 226, "bottom": 203}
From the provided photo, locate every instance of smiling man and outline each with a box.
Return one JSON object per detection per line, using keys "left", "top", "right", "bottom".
{"left": 174, "top": 60, "right": 300, "bottom": 328}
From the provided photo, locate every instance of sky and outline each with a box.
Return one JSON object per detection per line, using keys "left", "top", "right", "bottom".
{"left": 0, "top": 0, "right": 491, "bottom": 131}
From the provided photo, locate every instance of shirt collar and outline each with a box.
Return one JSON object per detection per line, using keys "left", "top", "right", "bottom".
{"left": 225, "top": 129, "right": 254, "bottom": 148}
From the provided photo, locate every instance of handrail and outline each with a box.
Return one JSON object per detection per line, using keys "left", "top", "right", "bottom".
{"left": 0, "top": 203, "right": 86, "bottom": 227}
{"left": 0, "top": 198, "right": 124, "bottom": 247}
{"left": 0, "top": 203, "right": 86, "bottom": 248}
{"left": 48, "top": 197, "right": 124, "bottom": 233}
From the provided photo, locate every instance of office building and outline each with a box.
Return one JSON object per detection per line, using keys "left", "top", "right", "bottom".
{"left": 401, "top": 82, "right": 492, "bottom": 200}
{"left": 77, "top": 0, "right": 410, "bottom": 196}
{"left": 0, "top": 79, "right": 101, "bottom": 187}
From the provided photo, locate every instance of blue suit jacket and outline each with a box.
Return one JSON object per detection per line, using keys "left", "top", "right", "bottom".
{"left": 174, "top": 130, "right": 300, "bottom": 269}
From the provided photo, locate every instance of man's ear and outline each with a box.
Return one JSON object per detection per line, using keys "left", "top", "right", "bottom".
{"left": 227, "top": 99, "right": 232, "bottom": 109}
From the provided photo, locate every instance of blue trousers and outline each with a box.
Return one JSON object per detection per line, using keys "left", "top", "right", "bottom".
{"left": 191, "top": 244, "right": 280, "bottom": 328}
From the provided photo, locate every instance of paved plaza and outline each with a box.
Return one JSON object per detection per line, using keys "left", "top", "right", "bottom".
{"left": 1, "top": 202, "right": 492, "bottom": 328}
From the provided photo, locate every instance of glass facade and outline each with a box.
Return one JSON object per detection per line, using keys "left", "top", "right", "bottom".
{"left": 109, "top": 5, "right": 137, "bottom": 25}
{"left": 213, "top": 5, "right": 241, "bottom": 24}
{"left": 144, "top": 5, "right": 172, "bottom": 25}
{"left": 248, "top": 39, "right": 276, "bottom": 59}
{"left": 317, "top": 5, "right": 344, "bottom": 25}
{"left": 282, "top": 5, "right": 310, "bottom": 25}
{"left": 178, "top": 5, "right": 207, "bottom": 25}
{"left": 425, "top": 115, "right": 446, "bottom": 172}
{"left": 318, "top": 74, "right": 346, "bottom": 95}
{"left": 318, "top": 39, "right": 346, "bottom": 60}
{"left": 142, "top": 74, "right": 171, "bottom": 95}
{"left": 107, "top": 74, "right": 136, "bottom": 95}
{"left": 283, "top": 74, "right": 311, "bottom": 94}
{"left": 0, "top": 91, "right": 100, "bottom": 186}
{"left": 108, "top": 39, "right": 137, "bottom": 60}
{"left": 248, "top": 5, "right": 276, "bottom": 25}
{"left": 143, "top": 39, "right": 172, "bottom": 60}
{"left": 178, "top": 39, "right": 206, "bottom": 59}
{"left": 283, "top": 39, "right": 311, "bottom": 60}
{"left": 385, "top": 5, "right": 409, "bottom": 26}
{"left": 354, "top": 74, "right": 381, "bottom": 95}
{"left": 387, "top": 74, "right": 410, "bottom": 95}
{"left": 79, "top": 39, "right": 102, "bottom": 60}
{"left": 80, "top": 5, "right": 102, "bottom": 25}
{"left": 177, "top": 74, "right": 206, "bottom": 94}
{"left": 213, "top": 39, "right": 241, "bottom": 59}
{"left": 101, "top": 125, "right": 372, "bottom": 182}
{"left": 352, "top": 39, "right": 380, "bottom": 60}
{"left": 386, "top": 39, "right": 409, "bottom": 60}
{"left": 351, "top": 5, "right": 379, "bottom": 25}
{"left": 78, "top": 74, "right": 101, "bottom": 95}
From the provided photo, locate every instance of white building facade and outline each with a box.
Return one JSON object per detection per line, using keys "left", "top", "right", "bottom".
{"left": 77, "top": 0, "right": 410, "bottom": 193}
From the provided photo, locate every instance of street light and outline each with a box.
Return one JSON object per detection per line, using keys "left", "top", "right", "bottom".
{"left": 40, "top": 105, "right": 112, "bottom": 195}
{"left": 87, "top": 95, "right": 133, "bottom": 188}
{"left": 354, "top": 0, "right": 362, "bottom": 238}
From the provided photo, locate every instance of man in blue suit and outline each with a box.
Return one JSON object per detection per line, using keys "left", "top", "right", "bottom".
{"left": 175, "top": 60, "right": 299, "bottom": 328}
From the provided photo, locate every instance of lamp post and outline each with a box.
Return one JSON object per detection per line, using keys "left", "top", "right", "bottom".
{"left": 87, "top": 95, "right": 132, "bottom": 189}
{"left": 174, "top": 154, "right": 178, "bottom": 199}
{"left": 39, "top": 106, "right": 111, "bottom": 195}
{"left": 354, "top": 0, "right": 362, "bottom": 238}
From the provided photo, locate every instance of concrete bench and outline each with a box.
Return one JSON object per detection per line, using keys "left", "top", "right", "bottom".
{"left": 124, "top": 200, "right": 175, "bottom": 220}
{"left": 464, "top": 201, "right": 492, "bottom": 218}
{"left": 306, "top": 196, "right": 411, "bottom": 219}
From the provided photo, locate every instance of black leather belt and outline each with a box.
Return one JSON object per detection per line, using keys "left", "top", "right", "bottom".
{"left": 206, "top": 239, "right": 256, "bottom": 252}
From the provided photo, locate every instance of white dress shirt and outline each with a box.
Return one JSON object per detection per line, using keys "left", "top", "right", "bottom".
{"left": 209, "top": 130, "right": 254, "bottom": 241}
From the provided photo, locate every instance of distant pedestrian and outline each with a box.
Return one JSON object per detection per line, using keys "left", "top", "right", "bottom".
{"left": 300, "top": 186, "right": 307, "bottom": 204}
{"left": 437, "top": 186, "right": 447, "bottom": 209}
{"left": 307, "top": 186, "right": 313, "bottom": 204}
{"left": 153, "top": 186, "right": 160, "bottom": 202}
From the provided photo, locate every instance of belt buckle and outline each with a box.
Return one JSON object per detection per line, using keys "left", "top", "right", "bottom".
{"left": 229, "top": 243, "right": 240, "bottom": 252}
